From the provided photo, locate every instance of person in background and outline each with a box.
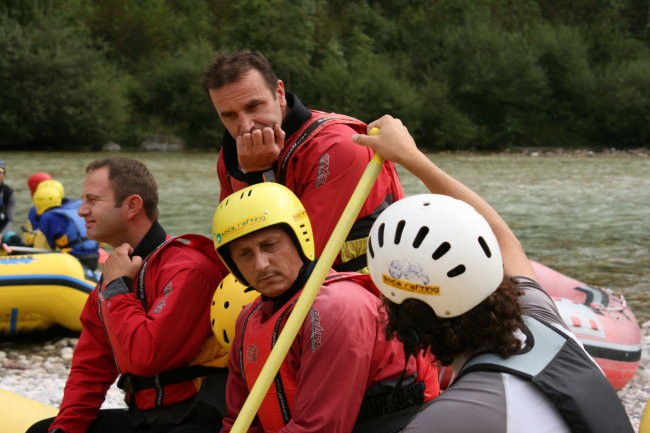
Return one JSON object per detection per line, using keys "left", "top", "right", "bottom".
{"left": 211, "top": 182, "right": 438, "bottom": 433}
{"left": 202, "top": 50, "right": 403, "bottom": 273}
{"left": 33, "top": 183, "right": 101, "bottom": 272}
{"left": 0, "top": 160, "right": 17, "bottom": 238}
{"left": 353, "top": 116, "right": 634, "bottom": 433}
{"left": 22, "top": 172, "right": 52, "bottom": 247}
{"left": 27, "top": 156, "right": 230, "bottom": 433}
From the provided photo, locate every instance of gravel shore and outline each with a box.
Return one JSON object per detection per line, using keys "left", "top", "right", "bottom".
{"left": 1, "top": 321, "right": 648, "bottom": 431}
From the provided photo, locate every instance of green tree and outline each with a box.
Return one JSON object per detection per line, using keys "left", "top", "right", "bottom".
{"left": 592, "top": 58, "right": 650, "bottom": 147}
{"left": 83, "top": 0, "right": 216, "bottom": 72}
{"left": 0, "top": 5, "right": 128, "bottom": 150}
{"left": 133, "top": 40, "right": 222, "bottom": 149}
{"left": 218, "top": 0, "right": 317, "bottom": 89}
{"left": 437, "top": 11, "right": 550, "bottom": 148}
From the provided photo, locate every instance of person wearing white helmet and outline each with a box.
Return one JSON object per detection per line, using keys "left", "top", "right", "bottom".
{"left": 211, "top": 182, "right": 439, "bottom": 433}
{"left": 353, "top": 116, "right": 633, "bottom": 433}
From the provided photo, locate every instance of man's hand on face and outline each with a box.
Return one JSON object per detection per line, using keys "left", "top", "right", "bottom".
{"left": 236, "top": 124, "right": 286, "bottom": 172}
{"left": 102, "top": 243, "right": 143, "bottom": 285}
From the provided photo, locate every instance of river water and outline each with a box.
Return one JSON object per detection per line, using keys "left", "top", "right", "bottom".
{"left": 3, "top": 151, "right": 648, "bottom": 322}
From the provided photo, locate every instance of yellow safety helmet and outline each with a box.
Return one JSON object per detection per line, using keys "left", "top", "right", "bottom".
{"left": 36, "top": 179, "right": 65, "bottom": 198}
{"left": 211, "top": 183, "right": 314, "bottom": 284}
{"left": 210, "top": 273, "right": 259, "bottom": 351}
{"left": 33, "top": 186, "right": 63, "bottom": 215}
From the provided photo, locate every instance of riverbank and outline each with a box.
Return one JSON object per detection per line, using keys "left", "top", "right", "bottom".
{"left": 1, "top": 321, "right": 648, "bottom": 430}
{"left": 499, "top": 146, "right": 649, "bottom": 158}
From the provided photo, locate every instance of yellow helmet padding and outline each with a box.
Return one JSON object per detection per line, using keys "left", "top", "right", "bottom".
{"left": 211, "top": 183, "right": 314, "bottom": 282}
{"left": 210, "top": 273, "right": 259, "bottom": 351}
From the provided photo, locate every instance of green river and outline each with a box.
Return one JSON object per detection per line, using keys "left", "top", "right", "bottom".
{"left": 2, "top": 151, "right": 648, "bottom": 322}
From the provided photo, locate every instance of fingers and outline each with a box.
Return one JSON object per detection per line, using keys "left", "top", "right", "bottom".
{"left": 103, "top": 243, "right": 140, "bottom": 283}
{"left": 273, "top": 123, "right": 285, "bottom": 146}
{"left": 351, "top": 133, "right": 377, "bottom": 148}
{"left": 367, "top": 114, "right": 398, "bottom": 132}
{"left": 352, "top": 115, "right": 419, "bottom": 165}
{"left": 131, "top": 255, "right": 143, "bottom": 268}
{"left": 236, "top": 125, "right": 284, "bottom": 172}
{"left": 238, "top": 126, "right": 280, "bottom": 149}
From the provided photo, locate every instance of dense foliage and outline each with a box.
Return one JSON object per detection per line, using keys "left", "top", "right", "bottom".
{"left": 0, "top": 0, "right": 648, "bottom": 150}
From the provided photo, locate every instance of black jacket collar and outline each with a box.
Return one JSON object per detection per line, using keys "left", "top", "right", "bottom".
{"left": 131, "top": 220, "right": 167, "bottom": 259}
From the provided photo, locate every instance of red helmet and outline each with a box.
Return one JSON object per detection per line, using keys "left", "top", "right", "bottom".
{"left": 27, "top": 172, "right": 52, "bottom": 196}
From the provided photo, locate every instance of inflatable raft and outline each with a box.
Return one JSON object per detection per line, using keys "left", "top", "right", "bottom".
{"left": 438, "top": 261, "right": 642, "bottom": 391}
{"left": 0, "top": 252, "right": 97, "bottom": 335}
{"left": 0, "top": 388, "right": 57, "bottom": 433}
{"left": 531, "top": 260, "right": 642, "bottom": 390}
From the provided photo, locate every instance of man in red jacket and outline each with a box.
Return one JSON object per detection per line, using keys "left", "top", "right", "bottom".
{"left": 211, "top": 182, "right": 438, "bottom": 433}
{"left": 27, "top": 157, "right": 229, "bottom": 433}
{"left": 202, "top": 50, "right": 403, "bottom": 273}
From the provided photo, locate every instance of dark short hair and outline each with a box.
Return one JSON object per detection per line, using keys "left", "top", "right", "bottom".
{"left": 85, "top": 157, "right": 159, "bottom": 220}
{"left": 383, "top": 276, "right": 525, "bottom": 366}
{"left": 202, "top": 50, "right": 279, "bottom": 93}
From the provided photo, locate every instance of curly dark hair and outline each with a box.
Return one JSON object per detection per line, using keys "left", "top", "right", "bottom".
{"left": 383, "top": 275, "right": 524, "bottom": 366}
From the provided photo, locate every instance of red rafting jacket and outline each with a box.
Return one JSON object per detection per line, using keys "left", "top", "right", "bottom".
{"left": 217, "top": 111, "right": 403, "bottom": 270}
{"left": 50, "top": 235, "right": 228, "bottom": 433}
{"left": 221, "top": 271, "right": 439, "bottom": 433}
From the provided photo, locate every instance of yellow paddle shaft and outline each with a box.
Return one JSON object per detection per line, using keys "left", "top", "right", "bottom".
{"left": 641, "top": 396, "right": 650, "bottom": 433}
{"left": 230, "top": 131, "right": 383, "bottom": 433}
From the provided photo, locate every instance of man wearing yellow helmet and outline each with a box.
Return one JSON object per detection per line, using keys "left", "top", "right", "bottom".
{"left": 353, "top": 116, "right": 633, "bottom": 433}
{"left": 21, "top": 172, "right": 52, "bottom": 247}
{"left": 212, "top": 182, "right": 438, "bottom": 433}
{"left": 33, "top": 182, "right": 101, "bottom": 272}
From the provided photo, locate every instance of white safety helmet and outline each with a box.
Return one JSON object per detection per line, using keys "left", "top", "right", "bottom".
{"left": 367, "top": 194, "right": 503, "bottom": 318}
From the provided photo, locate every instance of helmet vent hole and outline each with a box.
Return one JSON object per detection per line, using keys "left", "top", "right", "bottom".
{"left": 413, "top": 226, "right": 429, "bottom": 248}
{"left": 394, "top": 220, "right": 405, "bottom": 244}
{"left": 447, "top": 265, "right": 466, "bottom": 278}
{"left": 224, "top": 301, "right": 230, "bottom": 309}
{"left": 239, "top": 192, "right": 245, "bottom": 199}
{"left": 378, "top": 223, "right": 385, "bottom": 247}
{"left": 432, "top": 242, "right": 451, "bottom": 260}
{"left": 478, "top": 236, "right": 492, "bottom": 258}
{"left": 223, "top": 330, "right": 230, "bottom": 344}
{"left": 368, "top": 237, "right": 375, "bottom": 258}
{"left": 247, "top": 190, "right": 253, "bottom": 197}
